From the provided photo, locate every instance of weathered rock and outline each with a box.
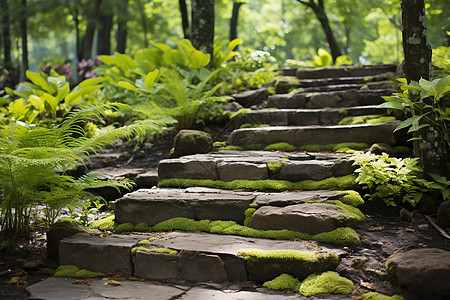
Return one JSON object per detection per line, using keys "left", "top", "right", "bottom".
{"left": 287, "top": 109, "right": 321, "bottom": 126}
{"left": 296, "top": 64, "right": 397, "bottom": 79}
{"left": 275, "top": 77, "right": 300, "bottom": 94}
{"left": 254, "top": 190, "right": 342, "bottom": 206}
{"left": 387, "top": 248, "right": 450, "bottom": 300}
{"left": 59, "top": 233, "right": 143, "bottom": 275}
{"left": 169, "top": 130, "right": 213, "bottom": 159}
{"left": 134, "top": 170, "right": 159, "bottom": 188}
{"left": 233, "top": 88, "right": 269, "bottom": 108}
{"left": 158, "top": 158, "right": 219, "bottom": 180}
{"left": 228, "top": 122, "right": 400, "bottom": 147}
{"left": 248, "top": 202, "right": 362, "bottom": 235}
{"left": 267, "top": 93, "right": 307, "bottom": 109}
{"left": 275, "top": 160, "right": 334, "bottom": 181}
{"left": 46, "top": 221, "right": 88, "bottom": 261}
{"left": 218, "top": 162, "right": 269, "bottom": 181}
{"left": 115, "top": 188, "right": 255, "bottom": 225}
{"left": 306, "top": 92, "right": 347, "bottom": 109}
{"left": 179, "top": 251, "right": 229, "bottom": 282}
{"left": 243, "top": 109, "right": 289, "bottom": 126}
{"left": 437, "top": 200, "right": 450, "bottom": 227}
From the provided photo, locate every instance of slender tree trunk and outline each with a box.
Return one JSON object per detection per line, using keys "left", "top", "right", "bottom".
{"left": 179, "top": 0, "right": 190, "bottom": 39}
{"left": 230, "top": 2, "right": 243, "bottom": 41}
{"left": 73, "top": 0, "right": 82, "bottom": 62}
{"left": 191, "top": 0, "right": 215, "bottom": 66}
{"left": 401, "top": 0, "right": 449, "bottom": 178}
{"left": 116, "top": 0, "right": 129, "bottom": 53}
{"left": 97, "top": 11, "right": 113, "bottom": 55}
{"left": 135, "top": 0, "right": 149, "bottom": 47}
{"left": 1, "top": 0, "right": 12, "bottom": 70}
{"left": 81, "top": 0, "right": 102, "bottom": 60}
{"left": 20, "top": 0, "right": 29, "bottom": 82}
{"left": 297, "top": 0, "right": 341, "bottom": 62}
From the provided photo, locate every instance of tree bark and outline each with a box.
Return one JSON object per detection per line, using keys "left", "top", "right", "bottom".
{"left": 116, "top": 0, "right": 129, "bottom": 53}
{"left": 179, "top": 0, "right": 190, "bottom": 39}
{"left": 1, "top": 0, "right": 12, "bottom": 70}
{"left": 135, "top": 0, "right": 149, "bottom": 47}
{"left": 191, "top": 0, "right": 215, "bottom": 65}
{"left": 96, "top": 10, "right": 113, "bottom": 55}
{"left": 297, "top": 0, "right": 341, "bottom": 62}
{"left": 401, "top": 0, "right": 431, "bottom": 82}
{"left": 81, "top": 0, "right": 102, "bottom": 60}
{"left": 230, "top": 2, "right": 243, "bottom": 41}
{"left": 401, "top": 0, "right": 449, "bottom": 178}
{"left": 20, "top": 0, "right": 29, "bottom": 82}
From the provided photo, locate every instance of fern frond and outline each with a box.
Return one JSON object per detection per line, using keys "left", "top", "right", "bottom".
{"left": 76, "top": 173, "right": 135, "bottom": 192}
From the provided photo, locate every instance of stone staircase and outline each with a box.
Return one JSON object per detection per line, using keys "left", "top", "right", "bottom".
{"left": 52, "top": 64, "right": 407, "bottom": 297}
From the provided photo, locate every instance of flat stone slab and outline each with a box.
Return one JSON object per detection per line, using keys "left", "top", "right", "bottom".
{"left": 59, "top": 233, "right": 143, "bottom": 275}
{"left": 296, "top": 72, "right": 395, "bottom": 88}
{"left": 254, "top": 190, "right": 342, "bottom": 206}
{"left": 134, "top": 170, "right": 159, "bottom": 188}
{"left": 115, "top": 188, "right": 256, "bottom": 225}
{"left": 267, "top": 89, "right": 393, "bottom": 109}
{"left": 233, "top": 87, "right": 269, "bottom": 108}
{"left": 137, "top": 231, "right": 343, "bottom": 282}
{"left": 387, "top": 248, "right": 450, "bottom": 299}
{"left": 296, "top": 64, "right": 397, "bottom": 79}
{"left": 158, "top": 151, "right": 352, "bottom": 182}
{"left": 228, "top": 122, "right": 399, "bottom": 147}
{"left": 180, "top": 287, "right": 301, "bottom": 299}
{"left": 90, "top": 167, "right": 147, "bottom": 180}
{"left": 248, "top": 202, "right": 363, "bottom": 235}
{"left": 298, "top": 81, "right": 394, "bottom": 94}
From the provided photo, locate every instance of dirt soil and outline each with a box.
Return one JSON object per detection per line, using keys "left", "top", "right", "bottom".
{"left": 1, "top": 133, "right": 449, "bottom": 299}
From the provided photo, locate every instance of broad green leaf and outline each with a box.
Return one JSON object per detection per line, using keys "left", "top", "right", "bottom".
{"left": 26, "top": 70, "right": 51, "bottom": 93}
{"left": 115, "top": 52, "right": 137, "bottom": 70}
{"left": 28, "top": 95, "right": 45, "bottom": 111}
{"left": 394, "top": 115, "right": 423, "bottom": 132}
{"left": 42, "top": 94, "right": 59, "bottom": 111}
{"left": 98, "top": 55, "right": 116, "bottom": 65}
{"left": 56, "top": 83, "right": 70, "bottom": 102}
{"left": 151, "top": 41, "right": 172, "bottom": 52}
{"left": 190, "top": 51, "right": 210, "bottom": 69}
{"left": 65, "top": 86, "right": 101, "bottom": 105}
{"left": 428, "top": 173, "right": 449, "bottom": 184}
{"left": 144, "top": 70, "right": 159, "bottom": 89}
{"left": 419, "top": 78, "right": 436, "bottom": 97}
{"left": 227, "top": 38, "right": 243, "bottom": 52}
{"left": 78, "top": 77, "right": 107, "bottom": 88}
{"left": 434, "top": 76, "right": 449, "bottom": 95}
{"left": 118, "top": 81, "right": 138, "bottom": 92}
{"left": 378, "top": 101, "right": 404, "bottom": 110}
{"left": 407, "top": 123, "right": 429, "bottom": 133}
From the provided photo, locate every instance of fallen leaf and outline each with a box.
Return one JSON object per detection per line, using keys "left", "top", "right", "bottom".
{"left": 359, "top": 279, "right": 374, "bottom": 290}
{"left": 405, "top": 228, "right": 415, "bottom": 233}
{"left": 369, "top": 226, "right": 384, "bottom": 231}
{"left": 72, "top": 279, "right": 92, "bottom": 285}
{"left": 423, "top": 236, "right": 433, "bottom": 241}
{"left": 8, "top": 277, "right": 21, "bottom": 284}
{"left": 104, "top": 280, "right": 122, "bottom": 286}
{"left": 127, "top": 276, "right": 141, "bottom": 281}
{"left": 419, "top": 243, "right": 427, "bottom": 247}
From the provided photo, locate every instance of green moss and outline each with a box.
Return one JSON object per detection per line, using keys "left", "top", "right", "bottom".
{"left": 213, "top": 141, "right": 227, "bottom": 148}
{"left": 53, "top": 265, "right": 104, "bottom": 278}
{"left": 131, "top": 246, "right": 178, "bottom": 256}
{"left": 240, "top": 123, "right": 270, "bottom": 129}
{"left": 148, "top": 237, "right": 160, "bottom": 242}
{"left": 89, "top": 215, "right": 115, "bottom": 231}
{"left": 339, "top": 191, "right": 364, "bottom": 207}
{"left": 150, "top": 217, "right": 359, "bottom": 246}
{"left": 298, "top": 143, "right": 368, "bottom": 152}
{"left": 159, "top": 174, "right": 358, "bottom": 192}
{"left": 218, "top": 145, "right": 244, "bottom": 150}
{"left": 134, "top": 222, "right": 150, "bottom": 232}
{"left": 267, "top": 161, "right": 282, "bottom": 176}
{"left": 263, "top": 273, "right": 301, "bottom": 291}
{"left": 138, "top": 239, "right": 151, "bottom": 246}
{"left": 338, "top": 109, "right": 348, "bottom": 115}
{"left": 338, "top": 115, "right": 395, "bottom": 125}
{"left": 57, "top": 217, "right": 81, "bottom": 225}
{"left": 152, "top": 217, "right": 211, "bottom": 232}
{"left": 264, "top": 142, "right": 297, "bottom": 152}
{"left": 298, "top": 271, "right": 354, "bottom": 296}
{"left": 326, "top": 200, "right": 365, "bottom": 222}
{"left": 115, "top": 222, "right": 134, "bottom": 233}
{"left": 39, "top": 268, "right": 56, "bottom": 276}
{"left": 363, "top": 292, "right": 404, "bottom": 300}
{"left": 244, "top": 207, "right": 257, "bottom": 226}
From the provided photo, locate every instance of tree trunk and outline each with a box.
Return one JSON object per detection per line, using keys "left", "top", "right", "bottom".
{"left": 1, "top": 0, "right": 12, "bottom": 70}
{"left": 179, "top": 0, "right": 190, "bottom": 39}
{"left": 97, "top": 10, "right": 113, "bottom": 55}
{"left": 72, "top": 0, "right": 82, "bottom": 62}
{"left": 230, "top": 2, "right": 243, "bottom": 41}
{"left": 135, "top": 0, "right": 149, "bottom": 47}
{"left": 116, "top": 0, "right": 129, "bottom": 53}
{"left": 81, "top": 0, "right": 102, "bottom": 60}
{"left": 297, "top": 0, "right": 341, "bottom": 62}
{"left": 20, "top": 0, "right": 29, "bottom": 82}
{"left": 191, "top": 0, "right": 215, "bottom": 65}
{"left": 401, "top": 0, "right": 449, "bottom": 178}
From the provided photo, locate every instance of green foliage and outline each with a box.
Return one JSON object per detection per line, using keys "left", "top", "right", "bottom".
{"left": 134, "top": 222, "right": 151, "bottom": 232}
{"left": 263, "top": 273, "right": 301, "bottom": 291}
{"left": 213, "top": 37, "right": 243, "bottom": 68}
{"left": 363, "top": 292, "right": 404, "bottom": 300}
{"left": 286, "top": 48, "right": 353, "bottom": 68}
{"left": 338, "top": 191, "right": 364, "bottom": 207}
{"left": 264, "top": 143, "right": 296, "bottom": 152}
{"left": 351, "top": 151, "right": 428, "bottom": 206}
{"left": 338, "top": 115, "right": 396, "bottom": 125}
{"left": 267, "top": 161, "right": 282, "bottom": 176}
{"left": 115, "top": 222, "right": 134, "bottom": 233}
{"left": 298, "top": 271, "right": 354, "bottom": 296}
{"left": 432, "top": 46, "right": 450, "bottom": 74}
{"left": 53, "top": 265, "right": 104, "bottom": 278}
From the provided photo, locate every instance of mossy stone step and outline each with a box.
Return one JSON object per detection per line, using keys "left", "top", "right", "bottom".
{"left": 295, "top": 64, "right": 397, "bottom": 79}
{"left": 296, "top": 73, "right": 395, "bottom": 88}
{"left": 157, "top": 150, "right": 354, "bottom": 182}
{"left": 240, "top": 105, "right": 387, "bottom": 126}
{"left": 267, "top": 89, "right": 393, "bottom": 109}
{"left": 228, "top": 122, "right": 399, "bottom": 148}
{"left": 298, "top": 81, "right": 393, "bottom": 93}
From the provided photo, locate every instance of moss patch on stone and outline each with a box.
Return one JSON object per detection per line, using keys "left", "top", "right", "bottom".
{"left": 312, "top": 227, "right": 360, "bottom": 245}
{"left": 338, "top": 115, "right": 395, "bottom": 125}
{"left": 134, "top": 222, "right": 151, "bottom": 232}
{"left": 298, "top": 142, "right": 369, "bottom": 152}
{"left": 218, "top": 145, "right": 244, "bottom": 150}
{"left": 57, "top": 217, "right": 82, "bottom": 225}
{"left": 131, "top": 246, "right": 178, "bottom": 256}
{"left": 339, "top": 191, "right": 364, "bottom": 207}
{"left": 267, "top": 161, "right": 282, "bottom": 176}
{"left": 263, "top": 273, "right": 301, "bottom": 291}
{"left": 298, "top": 271, "right": 354, "bottom": 296}
{"left": 363, "top": 292, "right": 404, "bottom": 300}
{"left": 159, "top": 174, "right": 357, "bottom": 191}
{"left": 264, "top": 143, "right": 297, "bottom": 152}
{"left": 89, "top": 215, "right": 115, "bottom": 231}
{"left": 152, "top": 217, "right": 211, "bottom": 232}
{"left": 115, "top": 222, "right": 134, "bottom": 233}
{"left": 327, "top": 200, "right": 365, "bottom": 223}
{"left": 244, "top": 206, "right": 258, "bottom": 226}
{"left": 53, "top": 265, "right": 105, "bottom": 278}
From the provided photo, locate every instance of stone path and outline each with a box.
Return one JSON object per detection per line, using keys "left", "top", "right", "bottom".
{"left": 28, "top": 64, "right": 450, "bottom": 300}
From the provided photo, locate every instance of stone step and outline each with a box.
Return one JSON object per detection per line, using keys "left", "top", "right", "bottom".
{"left": 114, "top": 187, "right": 349, "bottom": 226}
{"left": 157, "top": 150, "right": 354, "bottom": 183}
{"left": 295, "top": 64, "right": 397, "bottom": 79}
{"left": 240, "top": 105, "right": 387, "bottom": 126}
{"left": 267, "top": 89, "right": 393, "bottom": 109}
{"left": 296, "top": 73, "right": 395, "bottom": 88}
{"left": 59, "top": 231, "right": 346, "bottom": 284}
{"left": 228, "top": 122, "right": 400, "bottom": 148}
{"left": 299, "top": 81, "right": 393, "bottom": 93}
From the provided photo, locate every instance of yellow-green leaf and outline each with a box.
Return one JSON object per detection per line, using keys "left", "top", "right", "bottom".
{"left": 118, "top": 81, "right": 138, "bottom": 92}
{"left": 144, "top": 70, "right": 159, "bottom": 89}
{"left": 56, "top": 83, "right": 70, "bottom": 102}
{"left": 28, "top": 95, "right": 45, "bottom": 111}
{"left": 26, "top": 70, "right": 51, "bottom": 92}
{"left": 78, "top": 77, "right": 107, "bottom": 88}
